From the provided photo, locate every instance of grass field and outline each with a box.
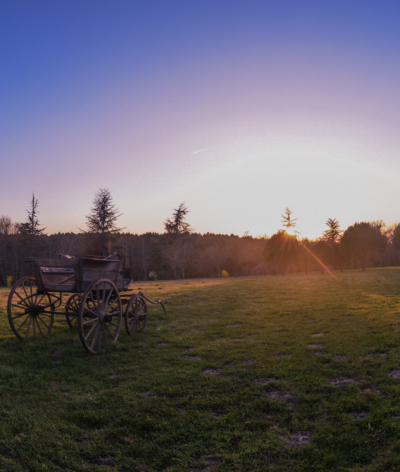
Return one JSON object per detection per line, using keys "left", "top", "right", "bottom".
{"left": 1, "top": 270, "right": 400, "bottom": 471}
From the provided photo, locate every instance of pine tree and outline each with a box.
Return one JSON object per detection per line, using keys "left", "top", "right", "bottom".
{"left": 322, "top": 218, "right": 342, "bottom": 243}
{"left": 164, "top": 202, "right": 192, "bottom": 237}
{"left": 86, "top": 189, "right": 123, "bottom": 234}
{"left": 17, "top": 194, "right": 46, "bottom": 257}
{"left": 18, "top": 194, "right": 46, "bottom": 236}
{"left": 281, "top": 208, "right": 299, "bottom": 234}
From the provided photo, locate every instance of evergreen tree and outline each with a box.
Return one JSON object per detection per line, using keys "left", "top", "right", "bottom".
{"left": 281, "top": 208, "right": 299, "bottom": 234}
{"left": 322, "top": 218, "right": 342, "bottom": 243}
{"left": 86, "top": 189, "right": 123, "bottom": 234}
{"left": 17, "top": 194, "right": 46, "bottom": 256}
{"left": 18, "top": 194, "right": 46, "bottom": 236}
{"left": 164, "top": 202, "right": 192, "bottom": 237}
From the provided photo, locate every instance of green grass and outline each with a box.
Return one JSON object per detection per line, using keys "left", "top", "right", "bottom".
{"left": 2, "top": 270, "right": 400, "bottom": 470}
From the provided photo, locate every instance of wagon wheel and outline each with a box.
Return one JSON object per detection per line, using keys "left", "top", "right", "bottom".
{"left": 65, "top": 294, "right": 94, "bottom": 329}
{"left": 78, "top": 278, "right": 122, "bottom": 355}
{"left": 7, "top": 276, "right": 54, "bottom": 340}
{"left": 125, "top": 294, "right": 148, "bottom": 335}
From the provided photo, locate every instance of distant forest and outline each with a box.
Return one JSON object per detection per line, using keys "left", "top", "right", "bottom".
{"left": 1, "top": 193, "right": 400, "bottom": 286}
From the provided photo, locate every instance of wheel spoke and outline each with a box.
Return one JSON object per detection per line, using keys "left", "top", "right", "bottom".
{"left": 12, "top": 313, "right": 28, "bottom": 320}
{"left": 104, "top": 287, "right": 113, "bottom": 309}
{"left": 83, "top": 318, "right": 96, "bottom": 326}
{"left": 37, "top": 315, "right": 50, "bottom": 331}
{"left": 90, "top": 324, "right": 100, "bottom": 350}
{"left": 105, "top": 298, "right": 118, "bottom": 315}
{"left": 35, "top": 317, "right": 44, "bottom": 336}
{"left": 90, "top": 291, "right": 97, "bottom": 310}
{"left": 102, "top": 325, "right": 108, "bottom": 347}
{"left": 14, "top": 291, "right": 31, "bottom": 308}
{"left": 36, "top": 293, "right": 46, "bottom": 306}
{"left": 104, "top": 323, "right": 115, "bottom": 340}
{"left": 16, "top": 315, "right": 30, "bottom": 333}
{"left": 24, "top": 317, "right": 32, "bottom": 340}
{"left": 21, "top": 283, "right": 31, "bottom": 306}
{"left": 84, "top": 307, "right": 100, "bottom": 318}
{"left": 97, "top": 324, "right": 102, "bottom": 351}
{"left": 85, "top": 321, "right": 99, "bottom": 341}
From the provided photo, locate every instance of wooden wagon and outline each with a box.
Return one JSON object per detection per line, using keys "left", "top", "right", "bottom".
{"left": 7, "top": 253, "right": 165, "bottom": 354}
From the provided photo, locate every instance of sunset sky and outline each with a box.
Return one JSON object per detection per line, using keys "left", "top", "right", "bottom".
{"left": 1, "top": 1, "right": 400, "bottom": 239}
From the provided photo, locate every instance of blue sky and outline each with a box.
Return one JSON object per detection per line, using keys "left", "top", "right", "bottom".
{"left": 1, "top": 1, "right": 400, "bottom": 237}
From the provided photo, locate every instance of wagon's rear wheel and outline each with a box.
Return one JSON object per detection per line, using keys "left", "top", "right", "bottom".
{"left": 65, "top": 294, "right": 94, "bottom": 329}
{"left": 125, "top": 294, "right": 148, "bottom": 335}
{"left": 7, "top": 276, "right": 54, "bottom": 340}
{"left": 78, "top": 279, "right": 122, "bottom": 355}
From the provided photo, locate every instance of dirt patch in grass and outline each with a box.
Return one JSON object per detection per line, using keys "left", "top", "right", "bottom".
{"left": 283, "top": 431, "right": 311, "bottom": 447}
{"left": 332, "top": 356, "right": 347, "bottom": 361}
{"left": 181, "top": 355, "right": 201, "bottom": 360}
{"left": 389, "top": 369, "right": 400, "bottom": 378}
{"left": 363, "top": 388, "right": 380, "bottom": 395}
{"left": 350, "top": 411, "right": 368, "bottom": 420}
{"left": 52, "top": 349, "right": 64, "bottom": 357}
{"left": 95, "top": 457, "right": 115, "bottom": 467}
{"left": 274, "top": 354, "right": 292, "bottom": 359}
{"left": 266, "top": 391, "right": 299, "bottom": 403}
{"left": 203, "top": 369, "right": 221, "bottom": 375}
{"left": 329, "top": 377, "right": 359, "bottom": 386}
{"left": 242, "top": 359, "right": 256, "bottom": 365}
{"left": 158, "top": 343, "right": 168, "bottom": 347}
{"left": 308, "top": 344, "right": 325, "bottom": 349}
{"left": 254, "top": 378, "right": 275, "bottom": 385}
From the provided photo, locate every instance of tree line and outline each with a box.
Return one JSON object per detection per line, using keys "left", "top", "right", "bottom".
{"left": 1, "top": 193, "right": 400, "bottom": 285}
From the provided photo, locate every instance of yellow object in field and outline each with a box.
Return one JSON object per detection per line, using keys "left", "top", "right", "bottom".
{"left": 6, "top": 275, "right": 13, "bottom": 287}
{"left": 222, "top": 270, "right": 229, "bottom": 278}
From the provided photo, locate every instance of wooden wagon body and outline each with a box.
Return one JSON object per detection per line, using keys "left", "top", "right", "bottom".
{"left": 34, "top": 256, "right": 132, "bottom": 293}
{"left": 7, "top": 253, "right": 165, "bottom": 355}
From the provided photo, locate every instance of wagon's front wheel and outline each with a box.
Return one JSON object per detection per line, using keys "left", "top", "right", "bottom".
{"left": 7, "top": 276, "right": 54, "bottom": 340}
{"left": 78, "top": 279, "right": 122, "bottom": 355}
{"left": 125, "top": 294, "right": 148, "bottom": 335}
